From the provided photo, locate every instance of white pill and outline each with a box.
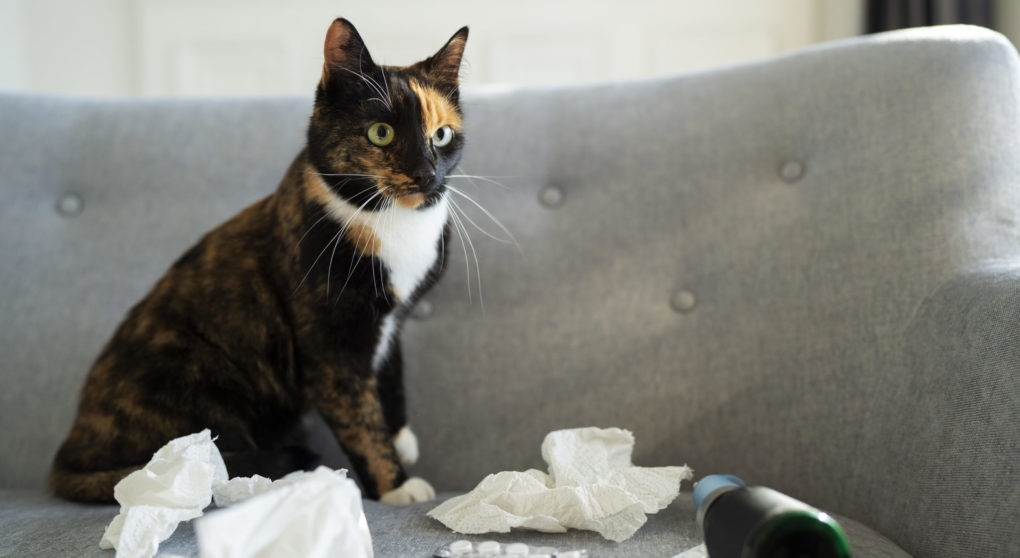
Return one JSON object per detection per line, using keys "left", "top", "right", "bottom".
{"left": 559, "top": 552, "right": 582, "bottom": 558}
{"left": 477, "top": 540, "right": 500, "bottom": 554}
{"left": 528, "top": 554, "right": 552, "bottom": 558}
{"left": 505, "top": 542, "right": 529, "bottom": 556}
{"left": 449, "top": 540, "right": 472, "bottom": 555}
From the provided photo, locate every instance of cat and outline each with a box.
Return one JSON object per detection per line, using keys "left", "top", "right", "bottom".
{"left": 49, "top": 18, "right": 468, "bottom": 505}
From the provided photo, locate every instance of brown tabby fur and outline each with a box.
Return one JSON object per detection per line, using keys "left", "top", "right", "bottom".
{"left": 50, "top": 18, "right": 468, "bottom": 503}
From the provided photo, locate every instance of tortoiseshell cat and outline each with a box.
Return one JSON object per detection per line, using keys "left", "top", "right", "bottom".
{"left": 50, "top": 18, "right": 468, "bottom": 505}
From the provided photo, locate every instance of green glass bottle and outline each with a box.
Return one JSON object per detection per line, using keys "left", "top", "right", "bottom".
{"left": 693, "top": 475, "right": 852, "bottom": 558}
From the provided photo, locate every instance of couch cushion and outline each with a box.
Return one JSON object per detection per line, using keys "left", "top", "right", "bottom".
{"left": 0, "top": 490, "right": 910, "bottom": 557}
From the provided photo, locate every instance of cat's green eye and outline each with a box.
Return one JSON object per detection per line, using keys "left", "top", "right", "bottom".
{"left": 367, "top": 122, "right": 395, "bottom": 147}
{"left": 432, "top": 125, "right": 455, "bottom": 148}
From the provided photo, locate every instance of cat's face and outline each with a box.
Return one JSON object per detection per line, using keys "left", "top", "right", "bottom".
{"left": 308, "top": 19, "right": 468, "bottom": 212}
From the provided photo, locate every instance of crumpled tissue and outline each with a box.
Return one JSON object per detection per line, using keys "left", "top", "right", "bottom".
{"left": 197, "top": 466, "right": 372, "bottom": 558}
{"left": 427, "top": 427, "right": 693, "bottom": 542}
{"left": 98, "top": 430, "right": 371, "bottom": 558}
{"left": 100, "top": 429, "right": 228, "bottom": 558}
{"left": 673, "top": 544, "right": 708, "bottom": 558}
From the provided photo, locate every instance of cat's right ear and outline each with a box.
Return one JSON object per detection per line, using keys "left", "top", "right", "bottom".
{"left": 321, "top": 18, "right": 376, "bottom": 83}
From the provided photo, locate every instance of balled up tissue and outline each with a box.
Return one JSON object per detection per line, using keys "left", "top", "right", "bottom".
{"left": 196, "top": 467, "right": 372, "bottom": 558}
{"left": 98, "top": 430, "right": 371, "bottom": 558}
{"left": 673, "top": 544, "right": 709, "bottom": 558}
{"left": 428, "top": 427, "right": 693, "bottom": 542}
{"left": 99, "top": 429, "right": 228, "bottom": 558}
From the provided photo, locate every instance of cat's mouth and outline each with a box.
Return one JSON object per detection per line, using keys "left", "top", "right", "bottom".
{"left": 394, "top": 192, "right": 425, "bottom": 209}
{"left": 389, "top": 184, "right": 447, "bottom": 210}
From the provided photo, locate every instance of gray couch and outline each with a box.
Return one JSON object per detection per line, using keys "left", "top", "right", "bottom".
{"left": 2, "top": 25, "right": 1019, "bottom": 558}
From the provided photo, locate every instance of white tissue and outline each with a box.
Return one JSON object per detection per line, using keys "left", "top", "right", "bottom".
{"left": 210, "top": 467, "right": 353, "bottom": 508}
{"left": 428, "top": 427, "right": 693, "bottom": 542}
{"left": 97, "top": 431, "right": 371, "bottom": 558}
{"left": 99, "top": 429, "right": 228, "bottom": 558}
{"left": 672, "top": 543, "right": 709, "bottom": 558}
{"left": 210, "top": 474, "right": 275, "bottom": 508}
{"left": 196, "top": 466, "right": 372, "bottom": 558}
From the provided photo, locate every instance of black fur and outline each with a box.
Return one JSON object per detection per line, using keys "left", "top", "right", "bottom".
{"left": 50, "top": 18, "right": 468, "bottom": 503}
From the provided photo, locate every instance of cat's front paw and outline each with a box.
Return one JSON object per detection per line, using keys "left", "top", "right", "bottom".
{"left": 379, "top": 477, "right": 435, "bottom": 505}
{"left": 393, "top": 425, "right": 419, "bottom": 466}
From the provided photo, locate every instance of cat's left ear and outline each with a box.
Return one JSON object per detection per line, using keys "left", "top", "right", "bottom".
{"left": 419, "top": 26, "right": 469, "bottom": 82}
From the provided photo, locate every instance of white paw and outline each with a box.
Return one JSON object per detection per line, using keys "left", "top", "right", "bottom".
{"left": 379, "top": 477, "right": 435, "bottom": 506}
{"left": 394, "top": 425, "right": 419, "bottom": 467}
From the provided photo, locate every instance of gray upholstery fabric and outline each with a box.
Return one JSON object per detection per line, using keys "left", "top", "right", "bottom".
{"left": 0, "top": 95, "right": 312, "bottom": 486}
{"left": 889, "top": 265, "right": 1020, "bottom": 557}
{"left": 1, "top": 25, "right": 1018, "bottom": 558}
{"left": 365, "top": 495, "right": 911, "bottom": 558}
{"left": 0, "top": 490, "right": 911, "bottom": 558}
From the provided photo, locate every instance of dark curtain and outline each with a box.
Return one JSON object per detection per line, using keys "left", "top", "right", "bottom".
{"left": 866, "top": 0, "right": 995, "bottom": 33}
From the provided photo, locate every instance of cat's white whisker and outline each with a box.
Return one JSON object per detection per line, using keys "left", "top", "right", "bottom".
{"left": 380, "top": 66, "right": 392, "bottom": 108}
{"left": 378, "top": 198, "right": 396, "bottom": 306}
{"left": 336, "top": 244, "right": 368, "bottom": 305}
{"left": 360, "top": 51, "right": 392, "bottom": 108}
{"left": 459, "top": 203, "right": 485, "bottom": 312}
{"left": 372, "top": 213, "right": 385, "bottom": 299}
{"left": 447, "top": 196, "right": 508, "bottom": 246}
{"left": 370, "top": 245, "right": 380, "bottom": 297}
{"left": 333, "top": 191, "right": 386, "bottom": 303}
{"left": 294, "top": 226, "right": 346, "bottom": 296}
{"left": 340, "top": 53, "right": 392, "bottom": 110}
{"left": 330, "top": 182, "right": 382, "bottom": 200}
{"left": 324, "top": 230, "right": 346, "bottom": 299}
{"left": 446, "top": 175, "right": 514, "bottom": 190}
{"left": 291, "top": 209, "right": 330, "bottom": 260}
{"left": 450, "top": 209, "right": 472, "bottom": 303}
{"left": 355, "top": 65, "right": 386, "bottom": 101}
{"left": 445, "top": 185, "right": 519, "bottom": 251}
{"left": 305, "top": 171, "right": 386, "bottom": 180}
{"left": 301, "top": 189, "right": 382, "bottom": 298}
{"left": 328, "top": 195, "right": 373, "bottom": 298}
{"left": 448, "top": 201, "right": 483, "bottom": 310}
{"left": 339, "top": 66, "right": 390, "bottom": 109}
{"left": 450, "top": 165, "right": 515, "bottom": 190}
{"left": 439, "top": 214, "right": 447, "bottom": 274}
{"left": 304, "top": 174, "right": 384, "bottom": 204}
{"left": 337, "top": 191, "right": 384, "bottom": 274}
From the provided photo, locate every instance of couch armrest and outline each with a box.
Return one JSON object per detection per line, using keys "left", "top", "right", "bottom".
{"left": 875, "top": 266, "right": 1020, "bottom": 557}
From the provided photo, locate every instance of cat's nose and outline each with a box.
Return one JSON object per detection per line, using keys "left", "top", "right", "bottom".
{"left": 415, "top": 167, "right": 436, "bottom": 182}
{"left": 412, "top": 165, "right": 439, "bottom": 191}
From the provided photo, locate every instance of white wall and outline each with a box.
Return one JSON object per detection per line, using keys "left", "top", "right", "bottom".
{"left": 0, "top": 0, "right": 25, "bottom": 89}
{"left": 0, "top": 0, "right": 863, "bottom": 96}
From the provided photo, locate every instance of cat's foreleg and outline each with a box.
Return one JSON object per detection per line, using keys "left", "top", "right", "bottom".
{"left": 376, "top": 340, "right": 419, "bottom": 466}
{"left": 312, "top": 370, "right": 434, "bottom": 504}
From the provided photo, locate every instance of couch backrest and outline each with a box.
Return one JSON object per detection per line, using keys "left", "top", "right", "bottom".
{"left": 0, "top": 95, "right": 311, "bottom": 482}
{"left": 3, "top": 25, "right": 1020, "bottom": 558}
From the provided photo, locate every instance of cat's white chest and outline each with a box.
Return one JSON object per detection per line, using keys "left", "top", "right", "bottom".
{"left": 315, "top": 182, "right": 449, "bottom": 301}
{"left": 314, "top": 179, "right": 448, "bottom": 371}
{"left": 360, "top": 198, "right": 449, "bottom": 302}
{"left": 363, "top": 198, "right": 448, "bottom": 370}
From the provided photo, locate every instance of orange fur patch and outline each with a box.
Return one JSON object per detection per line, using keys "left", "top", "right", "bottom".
{"left": 395, "top": 193, "right": 425, "bottom": 209}
{"left": 300, "top": 165, "right": 381, "bottom": 255}
{"left": 302, "top": 163, "right": 338, "bottom": 210}
{"left": 345, "top": 222, "right": 381, "bottom": 255}
{"left": 408, "top": 79, "right": 462, "bottom": 136}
